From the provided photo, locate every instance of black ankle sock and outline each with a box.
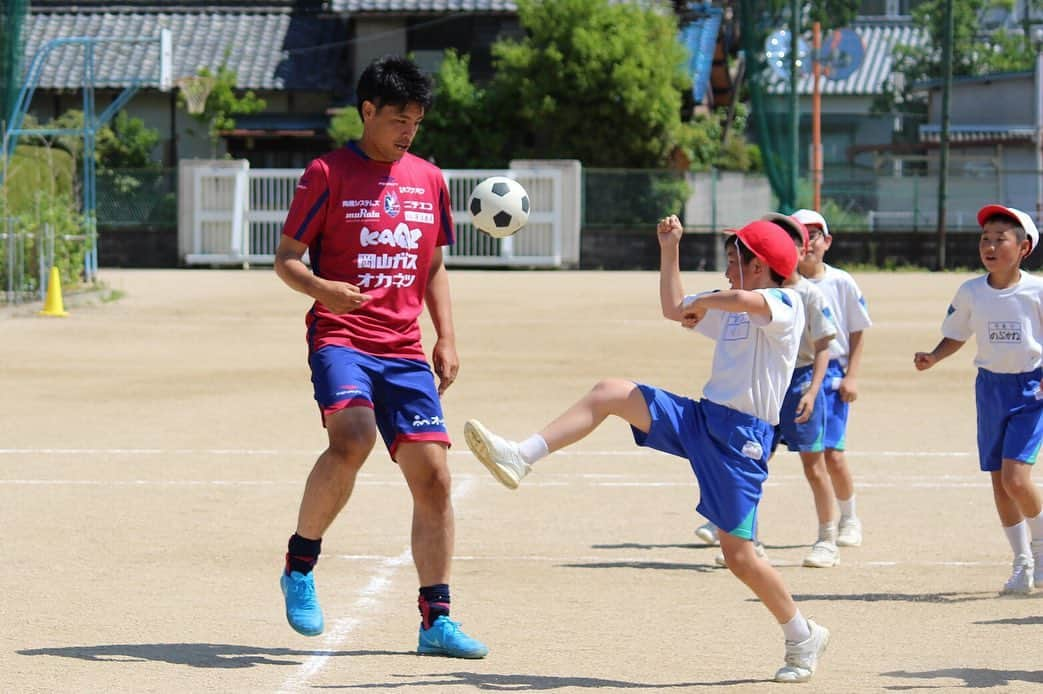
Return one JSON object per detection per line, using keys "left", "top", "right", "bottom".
{"left": 286, "top": 533, "right": 322, "bottom": 575}
{"left": 418, "top": 584, "right": 450, "bottom": 629}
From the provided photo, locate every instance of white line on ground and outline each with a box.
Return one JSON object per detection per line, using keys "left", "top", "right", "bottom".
{"left": 277, "top": 477, "right": 476, "bottom": 693}
{"left": 0, "top": 447, "right": 977, "bottom": 458}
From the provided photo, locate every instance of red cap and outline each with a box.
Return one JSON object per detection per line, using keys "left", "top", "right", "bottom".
{"left": 728, "top": 219, "right": 799, "bottom": 278}
{"left": 977, "top": 204, "right": 1039, "bottom": 253}
{"left": 761, "top": 212, "right": 809, "bottom": 252}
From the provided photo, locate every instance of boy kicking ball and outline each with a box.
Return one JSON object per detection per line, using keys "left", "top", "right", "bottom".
{"left": 466, "top": 215, "right": 829, "bottom": 682}
{"left": 915, "top": 204, "right": 1043, "bottom": 595}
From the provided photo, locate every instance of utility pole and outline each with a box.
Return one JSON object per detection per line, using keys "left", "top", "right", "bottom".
{"left": 788, "top": 0, "right": 800, "bottom": 213}
{"left": 936, "top": 0, "right": 954, "bottom": 270}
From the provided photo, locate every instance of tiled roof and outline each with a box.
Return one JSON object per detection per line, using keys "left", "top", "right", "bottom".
{"left": 919, "top": 124, "right": 1037, "bottom": 142}
{"left": 24, "top": 11, "right": 349, "bottom": 91}
{"left": 765, "top": 23, "right": 926, "bottom": 96}
{"left": 329, "top": 0, "right": 516, "bottom": 12}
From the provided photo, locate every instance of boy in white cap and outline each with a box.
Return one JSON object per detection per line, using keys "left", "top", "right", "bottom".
{"left": 465, "top": 215, "right": 830, "bottom": 682}
{"left": 791, "top": 209, "right": 872, "bottom": 548}
{"left": 915, "top": 205, "right": 1043, "bottom": 595}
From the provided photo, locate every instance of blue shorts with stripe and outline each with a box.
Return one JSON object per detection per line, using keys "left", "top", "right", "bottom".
{"left": 775, "top": 364, "right": 826, "bottom": 453}
{"left": 822, "top": 359, "right": 849, "bottom": 450}
{"left": 976, "top": 367, "right": 1043, "bottom": 471}
{"left": 630, "top": 384, "right": 773, "bottom": 540}
{"left": 308, "top": 345, "right": 450, "bottom": 460}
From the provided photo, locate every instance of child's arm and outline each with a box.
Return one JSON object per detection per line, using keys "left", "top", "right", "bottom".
{"left": 685, "top": 289, "right": 772, "bottom": 322}
{"left": 795, "top": 336, "right": 833, "bottom": 423}
{"left": 839, "top": 329, "right": 864, "bottom": 403}
{"left": 657, "top": 214, "right": 687, "bottom": 322}
{"left": 914, "top": 337, "right": 966, "bottom": 371}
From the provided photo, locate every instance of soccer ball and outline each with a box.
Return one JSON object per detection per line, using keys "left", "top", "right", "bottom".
{"left": 468, "top": 176, "right": 530, "bottom": 238}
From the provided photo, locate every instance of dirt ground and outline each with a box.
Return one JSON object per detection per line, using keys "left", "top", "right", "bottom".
{"left": 3, "top": 267, "right": 1042, "bottom": 693}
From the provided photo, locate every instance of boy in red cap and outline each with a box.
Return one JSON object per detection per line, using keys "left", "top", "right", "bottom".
{"left": 915, "top": 204, "right": 1043, "bottom": 595}
{"left": 465, "top": 214, "right": 830, "bottom": 682}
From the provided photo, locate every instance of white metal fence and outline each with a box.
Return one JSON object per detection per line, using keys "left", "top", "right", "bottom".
{"left": 178, "top": 160, "right": 572, "bottom": 268}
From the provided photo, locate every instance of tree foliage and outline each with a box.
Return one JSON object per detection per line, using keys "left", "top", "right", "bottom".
{"left": 181, "top": 61, "right": 266, "bottom": 156}
{"left": 328, "top": 107, "right": 363, "bottom": 147}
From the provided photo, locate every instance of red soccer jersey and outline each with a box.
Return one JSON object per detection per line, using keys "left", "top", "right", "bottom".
{"left": 282, "top": 141, "right": 455, "bottom": 359}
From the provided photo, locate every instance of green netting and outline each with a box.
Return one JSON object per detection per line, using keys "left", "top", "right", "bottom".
{"left": 1, "top": 0, "right": 28, "bottom": 130}
{"left": 738, "top": 0, "right": 798, "bottom": 212}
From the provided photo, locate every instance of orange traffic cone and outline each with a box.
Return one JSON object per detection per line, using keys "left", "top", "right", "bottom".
{"left": 39, "top": 266, "right": 68, "bottom": 317}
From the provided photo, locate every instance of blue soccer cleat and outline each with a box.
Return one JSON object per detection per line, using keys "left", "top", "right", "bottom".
{"left": 417, "top": 616, "right": 489, "bottom": 658}
{"left": 280, "top": 570, "right": 324, "bottom": 636}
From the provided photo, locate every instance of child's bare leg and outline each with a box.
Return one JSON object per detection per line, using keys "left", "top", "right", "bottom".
{"left": 538, "top": 378, "right": 651, "bottom": 452}
{"left": 997, "top": 461, "right": 1042, "bottom": 521}
{"left": 718, "top": 531, "right": 797, "bottom": 623}
{"left": 799, "top": 451, "right": 836, "bottom": 528}
{"left": 824, "top": 448, "right": 854, "bottom": 501}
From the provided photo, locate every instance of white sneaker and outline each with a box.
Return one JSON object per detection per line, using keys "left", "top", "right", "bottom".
{"left": 463, "top": 419, "right": 532, "bottom": 490}
{"left": 695, "top": 522, "right": 719, "bottom": 545}
{"left": 836, "top": 516, "right": 862, "bottom": 547}
{"left": 802, "top": 540, "right": 840, "bottom": 568}
{"left": 1001, "top": 556, "right": 1034, "bottom": 596}
{"left": 714, "top": 541, "right": 767, "bottom": 568}
{"left": 775, "top": 619, "right": 830, "bottom": 683}
{"left": 1033, "top": 541, "right": 1043, "bottom": 586}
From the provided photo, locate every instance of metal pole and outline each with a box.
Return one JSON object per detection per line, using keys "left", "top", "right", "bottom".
{"left": 812, "top": 22, "right": 822, "bottom": 211}
{"left": 788, "top": 0, "right": 800, "bottom": 212}
{"left": 936, "top": 0, "right": 954, "bottom": 270}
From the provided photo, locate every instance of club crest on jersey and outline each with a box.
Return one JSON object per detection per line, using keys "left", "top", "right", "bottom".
{"left": 383, "top": 191, "right": 401, "bottom": 217}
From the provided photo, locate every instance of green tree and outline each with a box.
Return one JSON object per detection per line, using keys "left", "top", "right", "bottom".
{"left": 328, "top": 107, "right": 363, "bottom": 147}
{"left": 875, "top": 0, "right": 1040, "bottom": 118}
{"left": 181, "top": 62, "right": 266, "bottom": 157}
{"left": 486, "top": 0, "right": 690, "bottom": 168}
{"left": 413, "top": 50, "right": 506, "bottom": 168}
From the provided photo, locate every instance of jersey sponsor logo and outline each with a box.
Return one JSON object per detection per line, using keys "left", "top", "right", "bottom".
{"left": 345, "top": 209, "right": 380, "bottom": 220}
{"left": 342, "top": 199, "right": 379, "bottom": 208}
{"left": 412, "top": 413, "right": 445, "bottom": 427}
{"left": 357, "top": 252, "right": 418, "bottom": 270}
{"left": 988, "top": 321, "right": 1022, "bottom": 343}
{"left": 722, "top": 313, "right": 751, "bottom": 341}
{"left": 405, "top": 211, "right": 435, "bottom": 224}
{"left": 359, "top": 223, "right": 423, "bottom": 250}
{"left": 383, "top": 191, "right": 401, "bottom": 217}
{"left": 403, "top": 200, "right": 433, "bottom": 211}
{"left": 399, "top": 185, "right": 426, "bottom": 194}
{"left": 334, "top": 385, "right": 365, "bottom": 398}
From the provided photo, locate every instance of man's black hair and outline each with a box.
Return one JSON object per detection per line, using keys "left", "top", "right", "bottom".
{"left": 355, "top": 55, "right": 434, "bottom": 118}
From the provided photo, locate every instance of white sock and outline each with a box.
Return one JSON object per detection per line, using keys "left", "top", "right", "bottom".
{"left": 837, "top": 496, "right": 856, "bottom": 519}
{"left": 819, "top": 522, "right": 838, "bottom": 543}
{"left": 781, "top": 611, "right": 811, "bottom": 643}
{"left": 518, "top": 434, "right": 549, "bottom": 465}
{"left": 1026, "top": 511, "right": 1043, "bottom": 543}
{"left": 1004, "top": 520, "right": 1032, "bottom": 560}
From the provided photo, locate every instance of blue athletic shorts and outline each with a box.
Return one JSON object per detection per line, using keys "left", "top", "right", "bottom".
{"left": 630, "top": 384, "right": 773, "bottom": 540}
{"left": 308, "top": 345, "right": 450, "bottom": 459}
{"left": 822, "top": 359, "right": 849, "bottom": 450}
{"left": 776, "top": 364, "right": 827, "bottom": 453}
{"left": 975, "top": 367, "right": 1043, "bottom": 471}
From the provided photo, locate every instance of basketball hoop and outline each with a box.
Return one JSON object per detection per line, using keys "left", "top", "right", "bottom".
{"left": 175, "top": 75, "right": 216, "bottom": 115}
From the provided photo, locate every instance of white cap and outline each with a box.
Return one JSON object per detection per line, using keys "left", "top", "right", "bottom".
{"left": 791, "top": 209, "right": 829, "bottom": 236}
{"left": 977, "top": 204, "right": 1039, "bottom": 253}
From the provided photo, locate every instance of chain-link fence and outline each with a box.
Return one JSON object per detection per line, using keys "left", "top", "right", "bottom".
{"left": 1, "top": 217, "right": 86, "bottom": 304}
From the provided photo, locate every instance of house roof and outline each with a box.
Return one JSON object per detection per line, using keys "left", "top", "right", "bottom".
{"left": 328, "top": 0, "right": 516, "bottom": 12}
{"left": 919, "top": 124, "right": 1037, "bottom": 143}
{"left": 765, "top": 23, "right": 926, "bottom": 97}
{"left": 24, "top": 11, "right": 349, "bottom": 91}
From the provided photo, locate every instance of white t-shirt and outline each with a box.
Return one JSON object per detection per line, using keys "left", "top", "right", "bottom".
{"left": 941, "top": 272, "right": 1043, "bottom": 374}
{"left": 792, "top": 277, "right": 837, "bottom": 368}
{"left": 807, "top": 264, "right": 872, "bottom": 366}
{"left": 685, "top": 287, "right": 803, "bottom": 425}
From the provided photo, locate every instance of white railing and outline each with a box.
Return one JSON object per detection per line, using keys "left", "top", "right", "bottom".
{"left": 178, "top": 160, "right": 572, "bottom": 268}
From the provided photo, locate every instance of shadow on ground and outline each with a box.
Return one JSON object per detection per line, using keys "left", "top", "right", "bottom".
{"left": 314, "top": 671, "right": 764, "bottom": 689}
{"left": 17, "top": 644, "right": 411, "bottom": 669}
{"left": 882, "top": 667, "right": 1043, "bottom": 689}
